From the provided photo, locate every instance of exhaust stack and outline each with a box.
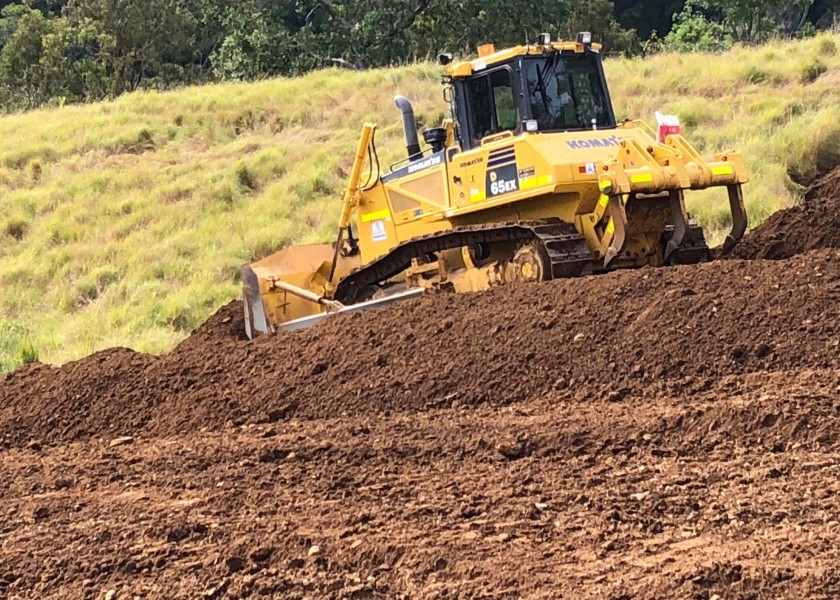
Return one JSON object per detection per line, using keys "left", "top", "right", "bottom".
{"left": 394, "top": 95, "right": 421, "bottom": 159}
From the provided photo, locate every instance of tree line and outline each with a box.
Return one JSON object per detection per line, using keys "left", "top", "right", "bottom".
{"left": 0, "top": 0, "right": 837, "bottom": 111}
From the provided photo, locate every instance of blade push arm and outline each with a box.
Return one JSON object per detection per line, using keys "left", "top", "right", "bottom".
{"left": 329, "top": 123, "right": 376, "bottom": 283}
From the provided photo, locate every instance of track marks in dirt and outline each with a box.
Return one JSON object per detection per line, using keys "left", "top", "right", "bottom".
{"left": 2, "top": 377, "right": 840, "bottom": 598}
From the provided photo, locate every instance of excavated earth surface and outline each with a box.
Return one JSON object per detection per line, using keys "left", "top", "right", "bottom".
{"left": 2, "top": 167, "right": 840, "bottom": 599}
{"left": 731, "top": 166, "right": 840, "bottom": 260}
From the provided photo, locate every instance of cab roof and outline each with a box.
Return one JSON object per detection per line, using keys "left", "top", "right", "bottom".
{"left": 445, "top": 40, "right": 603, "bottom": 78}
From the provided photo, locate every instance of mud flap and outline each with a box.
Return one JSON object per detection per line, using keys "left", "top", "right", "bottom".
{"left": 603, "top": 195, "right": 629, "bottom": 269}
{"left": 721, "top": 184, "right": 748, "bottom": 255}
{"left": 242, "top": 265, "right": 270, "bottom": 339}
{"left": 664, "top": 189, "right": 689, "bottom": 263}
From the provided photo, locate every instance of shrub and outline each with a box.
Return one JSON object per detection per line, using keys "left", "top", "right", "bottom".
{"left": 818, "top": 38, "right": 837, "bottom": 57}
{"left": 18, "top": 340, "right": 39, "bottom": 366}
{"left": 3, "top": 216, "right": 28, "bottom": 241}
{"left": 745, "top": 67, "right": 768, "bottom": 85}
{"left": 234, "top": 162, "right": 257, "bottom": 190}
{"left": 28, "top": 159, "right": 42, "bottom": 182}
{"left": 0, "top": 321, "right": 39, "bottom": 374}
{"left": 661, "top": 1, "right": 733, "bottom": 53}
{"left": 135, "top": 129, "right": 156, "bottom": 152}
{"left": 800, "top": 59, "right": 827, "bottom": 84}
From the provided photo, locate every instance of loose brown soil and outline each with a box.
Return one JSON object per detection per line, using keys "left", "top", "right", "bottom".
{"left": 731, "top": 167, "right": 840, "bottom": 260}
{"left": 2, "top": 168, "right": 840, "bottom": 599}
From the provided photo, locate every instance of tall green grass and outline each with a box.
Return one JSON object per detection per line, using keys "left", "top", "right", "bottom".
{"left": 1, "top": 35, "right": 839, "bottom": 369}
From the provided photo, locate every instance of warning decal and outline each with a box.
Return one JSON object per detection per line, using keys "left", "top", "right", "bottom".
{"left": 371, "top": 219, "right": 387, "bottom": 242}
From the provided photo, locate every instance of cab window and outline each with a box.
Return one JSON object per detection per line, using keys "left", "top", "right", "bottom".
{"left": 525, "top": 55, "right": 611, "bottom": 131}
{"left": 466, "top": 68, "right": 517, "bottom": 145}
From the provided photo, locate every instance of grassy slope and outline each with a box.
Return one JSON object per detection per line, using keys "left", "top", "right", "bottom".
{"left": 1, "top": 35, "right": 839, "bottom": 369}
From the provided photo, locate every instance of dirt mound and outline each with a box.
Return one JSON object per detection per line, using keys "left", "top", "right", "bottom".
{"left": 172, "top": 299, "right": 248, "bottom": 354}
{"left": 1, "top": 348, "right": 158, "bottom": 445}
{"left": 3, "top": 249, "right": 840, "bottom": 448}
{"left": 2, "top": 367, "right": 840, "bottom": 599}
{"left": 731, "top": 166, "right": 840, "bottom": 260}
{"left": 4, "top": 224, "right": 840, "bottom": 597}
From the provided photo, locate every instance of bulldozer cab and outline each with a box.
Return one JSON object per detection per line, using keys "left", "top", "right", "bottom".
{"left": 447, "top": 41, "right": 617, "bottom": 150}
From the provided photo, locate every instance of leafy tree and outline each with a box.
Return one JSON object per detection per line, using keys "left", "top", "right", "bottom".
{"left": 198, "top": 0, "right": 309, "bottom": 79}
{"left": 208, "top": 0, "right": 433, "bottom": 77}
{"left": 0, "top": 0, "right": 201, "bottom": 108}
{"left": 305, "top": 0, "right": 431, "bottom": 68}
{"left": 713, "top": 0, "right": 816, "bottom": 43}
{"left": 411, "top": 0, "right": 571, "bottom": 57}
{"left": 811, "top": 0, "right": 840, "bottom": 27}
{"left": 565, "top": 0, "right": 638, "bottom": 54}
{"left": 661, "top": 0, "right": 732, "bottom": 52}
{"left": 614, "top": 0, "right": 686, "bottom": 40}
{"left": 663, "top": 0, "right": 820, "bottom": 47}
{"left": 0, "top": 0, "right": 838, "bottom": 111}
{"left": 209, "top": 6, "right": 294, "bottom": 79}
{"left": 0, "top": 4, "right": 61, "bottom": 107}
{"left": 63, "top": 0, "right": 200, "bottom": 94}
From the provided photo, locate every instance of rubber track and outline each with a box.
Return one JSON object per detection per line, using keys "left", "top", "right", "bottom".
{"left": 334, "top": 220, "right": 592, "bottom": 304}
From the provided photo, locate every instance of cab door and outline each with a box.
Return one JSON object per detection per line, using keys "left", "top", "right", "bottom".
{"left": 448, "top": 64, "right": 534, "bottom": 210}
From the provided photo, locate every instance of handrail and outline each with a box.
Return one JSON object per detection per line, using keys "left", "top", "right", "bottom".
{"left": 389, "top": 149, "right": 430, "bottom": 172}
{"left": 627, "top": 118, "right": 657, "bottom": 139}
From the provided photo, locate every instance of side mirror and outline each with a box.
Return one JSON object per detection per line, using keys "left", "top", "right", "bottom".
{"left": 438, "top": 53, "right": 453, "bottom": 66}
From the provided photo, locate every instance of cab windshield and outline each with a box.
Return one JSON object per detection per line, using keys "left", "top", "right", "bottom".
{"left": 525, "top": 54, "right": 612, "bottom": 131}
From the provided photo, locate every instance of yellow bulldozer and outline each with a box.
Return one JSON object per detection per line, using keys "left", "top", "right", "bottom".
{"left": 242, "top": 33, "right": 749, "bottom": 337}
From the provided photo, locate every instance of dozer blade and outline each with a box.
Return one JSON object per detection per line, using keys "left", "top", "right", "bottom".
{"left": 603, "top": 195, "right": 629, "bottom": 269}
{"left": 664, "top": 189, "right": 689, "bottom": 263}
{"left": 721, "top": 184, "right": 748, "bottom": 255}
{"left": 242, "top": 243, "right": 362, "bottom": 339}
{"left": 242, "top": 264, "right": 269, "bottom": 339}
